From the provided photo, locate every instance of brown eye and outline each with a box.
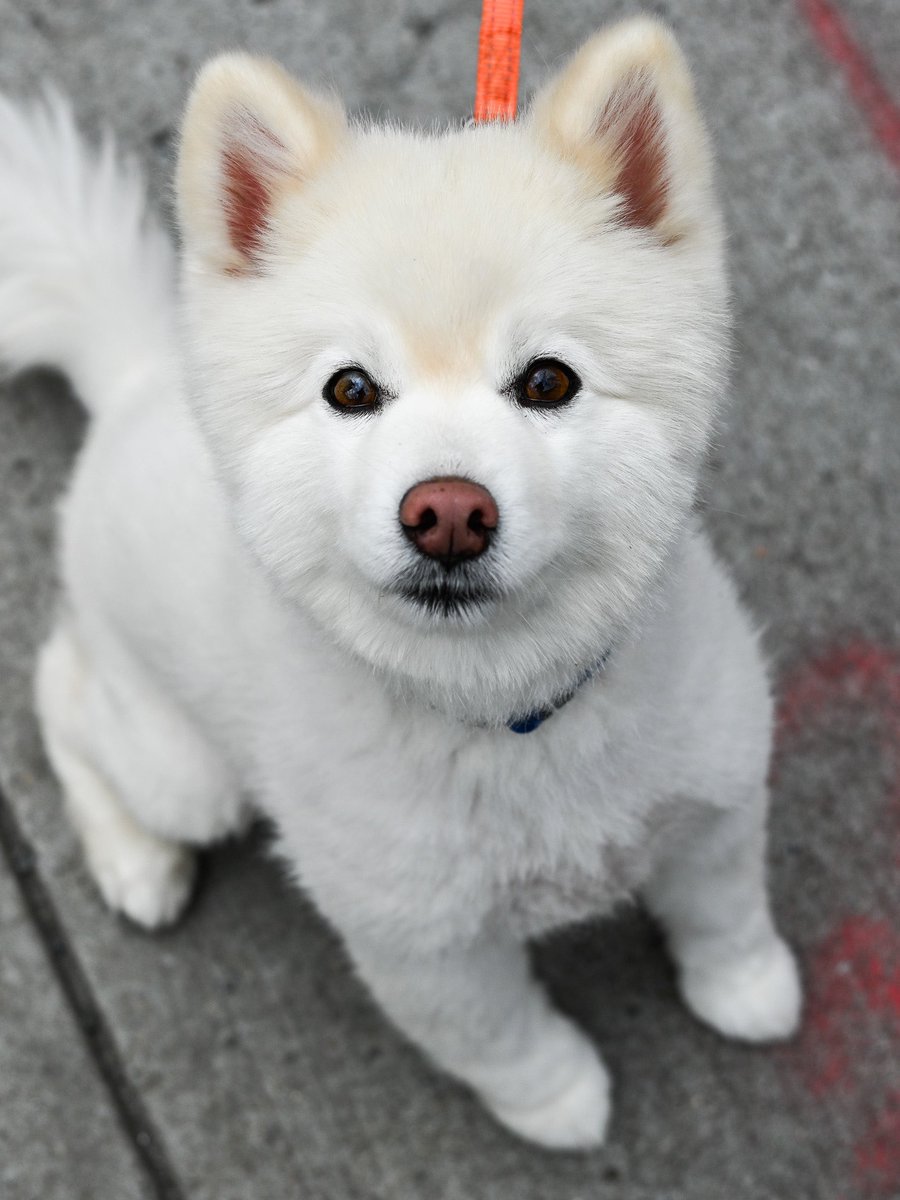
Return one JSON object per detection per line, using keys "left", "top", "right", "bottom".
{"left": 517, "top": 358, "right": 581, "bottom": 409}
{"left": 325, "top": 367, "right": 381, "bottom": 413}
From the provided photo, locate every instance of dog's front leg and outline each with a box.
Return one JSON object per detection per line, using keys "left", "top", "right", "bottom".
{"left": 347, "top": 929, "right": 610, "bottom": 1149}
{"left": 643, "top": 798, "right": 802, "bottom": 1043}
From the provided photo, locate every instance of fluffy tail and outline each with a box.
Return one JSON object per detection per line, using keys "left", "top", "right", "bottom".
{"left": 0, "top": 91, "right": 176, "bottom": 415}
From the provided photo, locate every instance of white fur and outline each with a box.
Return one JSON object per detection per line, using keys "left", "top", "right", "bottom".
{"left": 0, "top": 19, "right": 800, "bottom": 1150}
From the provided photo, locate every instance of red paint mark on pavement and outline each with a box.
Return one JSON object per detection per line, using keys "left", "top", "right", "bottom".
{"left": 799, "top": 917, "right": 900, "bottom": 1098}
{"left": 778, "top": 640, "right": 900, "bottom": 736}
{"left": 797, "top": 0, "right": 900, "bottom": 171}
{"left": 777, "top": 640, "right": 900, "bottom": 1196}
{"left": 855, "top": 1091, "right": 900, "bottom": 1198}
{"left": 777, "top": 640, "right": 900, "bottom": 854}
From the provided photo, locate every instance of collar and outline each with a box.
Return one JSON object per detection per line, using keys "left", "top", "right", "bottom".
{"left": 507, "top": 650, "right": 611, "bottom": 734}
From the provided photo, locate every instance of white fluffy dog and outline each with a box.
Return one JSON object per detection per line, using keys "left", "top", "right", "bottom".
{"left": 0, "top": 18, "right": 800, "bottom": 1149}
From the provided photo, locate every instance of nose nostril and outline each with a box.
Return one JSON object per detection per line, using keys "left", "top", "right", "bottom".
{"left": 467, "top": 509, "right": 486, "bottom": 536}
{"left": 417, "top": 507, "right": 438, "bottom": 533}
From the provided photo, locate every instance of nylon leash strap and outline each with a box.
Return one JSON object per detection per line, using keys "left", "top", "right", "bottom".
{"left": 473, "top": 0, "right": 525, "bottom": 121}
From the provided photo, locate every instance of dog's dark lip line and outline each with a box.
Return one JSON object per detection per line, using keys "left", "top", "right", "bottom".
{"left": 400, "top": 586, "right": 494, "bottom": 606}
{"left": 392, "top": 581, "right": 498, "bottom": 615}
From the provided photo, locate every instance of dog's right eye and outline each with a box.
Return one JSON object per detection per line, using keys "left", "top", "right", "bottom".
{"left": 514, "top": 358, "right": 581, "bottom": 410}
{"left": 324, "top": 368, "right": 381, "bottom": 413}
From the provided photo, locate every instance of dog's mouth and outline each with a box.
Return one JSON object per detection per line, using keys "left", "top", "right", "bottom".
{"left": 391, "top": 563, "right": 501, "bottom": 620}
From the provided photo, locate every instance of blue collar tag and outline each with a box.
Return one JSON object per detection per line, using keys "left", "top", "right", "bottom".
{"left": 506, "top": 651, "right": 610, "bottom": 734}
{"left": 508, "top": 708, "right": 554, "bottom": 735}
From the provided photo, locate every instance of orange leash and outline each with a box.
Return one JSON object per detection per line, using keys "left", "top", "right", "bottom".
{"left": 473, "top": 0, "right": 525, "bottom": 121}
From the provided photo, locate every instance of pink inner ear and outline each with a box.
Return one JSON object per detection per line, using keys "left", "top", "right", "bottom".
{"left": 221, "top": 117, "right": 287, "bottom": 265}
{"left": 599, "top": 80, "right": 669, "bottom": 232}
{"left": 222, "top": 142, "right": 271, "bottom": 262}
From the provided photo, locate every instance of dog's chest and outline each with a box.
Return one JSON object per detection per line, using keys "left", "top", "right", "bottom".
{"left": 489, "top": 830, "right": 653, "bottom": 939}
{"left": 465, "top": 753, "right": 660, "bottom": 939}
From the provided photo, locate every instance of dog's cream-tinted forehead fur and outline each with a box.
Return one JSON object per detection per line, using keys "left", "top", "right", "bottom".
{"left": 240, "top": 122, "right": 721, "bottom": 416}
{"left": 271, "top": 124, "right": 624, "bottom": 376}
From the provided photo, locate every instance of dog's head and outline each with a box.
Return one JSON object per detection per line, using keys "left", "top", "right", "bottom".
{"left": 177, "top": 19, "right": 728, "bottom": 724}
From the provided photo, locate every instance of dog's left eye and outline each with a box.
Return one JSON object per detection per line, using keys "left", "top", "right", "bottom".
{"left": 516, "top": 359, "right": 581, "bottom": 409}
{"left": 324, "top": 367, "right": 381, "bottom": 413}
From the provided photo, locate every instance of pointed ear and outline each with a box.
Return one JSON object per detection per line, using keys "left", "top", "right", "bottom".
{"left": 177, "top": 54, "right": 345, "bottom": 274}
{"left": 530, "top": 19, "right": 715, "bottom": 244}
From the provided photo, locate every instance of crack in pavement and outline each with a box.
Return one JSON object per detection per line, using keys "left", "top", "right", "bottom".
{"left": 0, "top": 784, "right": 186, "bottom": 1200}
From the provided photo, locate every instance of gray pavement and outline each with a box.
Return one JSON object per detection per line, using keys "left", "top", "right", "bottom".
{"left": 0, "top": 853, "right": 152, "bottom": 1200}
{"left": 1, "top": 2, "right": 898, "bottom": 1198}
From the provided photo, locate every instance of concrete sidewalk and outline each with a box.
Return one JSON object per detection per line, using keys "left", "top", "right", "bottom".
{"left": 1, "top": 2, "right": 898, "bottom": 1198}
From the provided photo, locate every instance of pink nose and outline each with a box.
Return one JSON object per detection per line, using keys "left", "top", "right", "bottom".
{"left": 399, "top": 477, "right": 499, "bottom": 564}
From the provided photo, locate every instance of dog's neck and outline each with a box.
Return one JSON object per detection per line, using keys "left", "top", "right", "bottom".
{"left": 504, "top": 651, "right": 611, "bottom": 734}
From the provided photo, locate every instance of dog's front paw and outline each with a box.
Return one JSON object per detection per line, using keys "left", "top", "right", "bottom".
{"left": 485, "top": 1040, "right": 611, "bottom": 1151}
{"left": 88, "top": 835, "right": 196, "bottom": 931}
{"left": 680, "top": 935, "right": 802, "bottom": 1043}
